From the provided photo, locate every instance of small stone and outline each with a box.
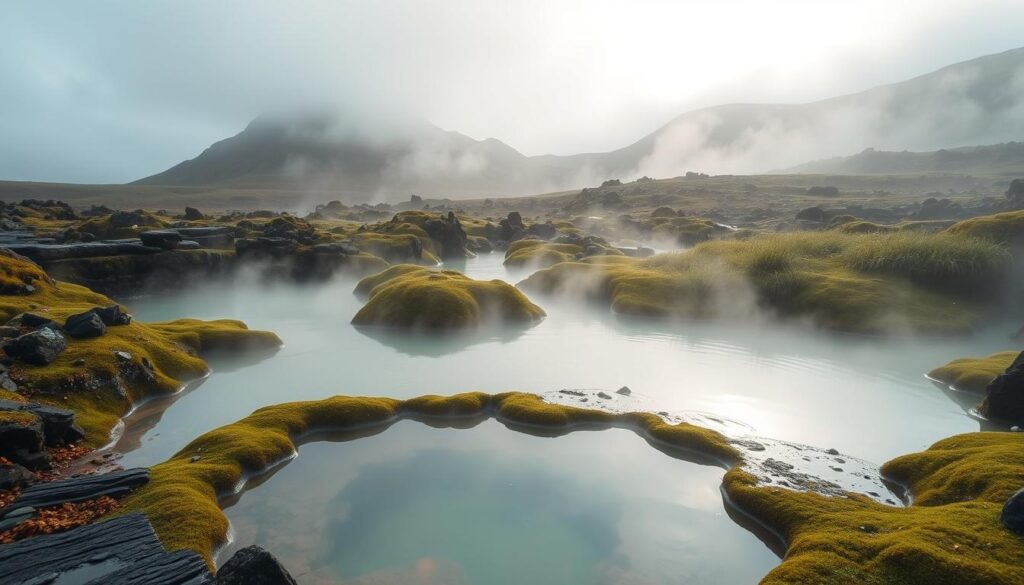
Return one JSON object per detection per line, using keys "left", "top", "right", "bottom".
{"left": 826, "top": 448, "right": 839, "bottom": 455}
{"left": 597, "top": 392, "right": 612, "bottom": 400}
{"left": 64, "top": 310, "right": 106, "bottom": 339}
{"left": 190, "top": 455, "right": 201, "bottom": 463}
{"left": 73, "top": 358, "right": 86, "bottom": 367}
{"left": 3, "top": 328, "right": 66, "bottom": 365}
{"left": 114, "top": 351, "right": 133, "bottom": 361}
{"left": 615, "top": 386, "right": 631, "bottom": 396}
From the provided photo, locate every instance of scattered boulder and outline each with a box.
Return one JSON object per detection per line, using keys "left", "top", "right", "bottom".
{"left": 140, "top": 230, "right": 184, "bottom": 250}
{"left": 17, "top": 312, "right": 55, "bottom": 330}
{"left": 806, "top": 186, "right": 840, "bottom": 198}
{"left": 64, "top": 310, "right": 107, "bottom": 339}
{"left": 0, "top": 462, "right": 33, "bottom": 490}
{"left": 526, "top": 221, "right": 558, "bottom": 240}
{"left": 0, "top": 412, "right": 47, "bottom": 469}
{"left": 3, "top": 327, "right": 67, "bottom": 365}
{"left": 1001, "top": 488, "right": 1024, "bottom": 534}
{"left": 214, "top": 545, "right": 298, "bottom": 585}
{"left": 795, "top": 206, "right": 827, "bottom": 222}
{"left": 422, "top": 211, "right": 469, "bottom": 259}
{"left": 94, "top": 304, "right": 132, "bottom": 326}
{"left": 183, "top": 206, "right": 205, "bottom": 220}
{"left": 981, "top": 351, "right": 1024, "bottom": 421}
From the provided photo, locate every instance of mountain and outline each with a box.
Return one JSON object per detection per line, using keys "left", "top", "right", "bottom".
{"left": 137, "top": 47, "right": 1024, "bottom": 200}
{"left": 782, "top": 142, "right": 1024, "bottom": 176}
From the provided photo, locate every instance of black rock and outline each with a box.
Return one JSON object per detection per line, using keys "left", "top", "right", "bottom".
{"left": 140, "top": 230, "right": 184, "bottom": 250}
{"left": 65, "top": 310, "right": 107, "bottom": 339}
{"left": 3, "top": 327, "right": 66, "bottom": 365}
{"left": 422, "top": 211, "right": 469, "bottom": 260}
{"left": 795, "top": 206, "right": 827, "bottom": 222}
{"left": 176, "top": 240, "right": 201, "bottom": 250}
{"left": 6, "top": 467, "right": 150, "bottom": 512}
{"left": 0, "top": 462, "right": 33, "bottom": 490}
{"left": 0, "top": 513, "right": 210, "bottom": 585}
{"left": 1001, "top": 488, "right": 1024, "bottom": 534}
{"left": 982, "top": 351, "right": 1024, "bottom": 421}
{"left": 94, "top": 304, "right": 132, "bottom": 326}
{"left": 0, "top": 400, "right": 83, "bottom": 445}
{"left": 215, "top": 545, "right": 298, "bottom": 585}
{"left": 526, "top": 221, "right": 558, "bottom": 240}
{"left": 18, "top": 312, "right": 54, "bottom": 329}
{"left": 0, "top": 415, "right": 47, "bottom": 469}
{"left": 183, "top": 206, "right": 205, "bottom": 220}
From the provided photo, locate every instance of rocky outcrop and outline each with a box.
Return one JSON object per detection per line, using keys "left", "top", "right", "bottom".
{"left": 981, "top": 351, "right": 1024, "bottom": 421}
{"left": 214, "top": 546, "right": 298, "bottom": 585}
{"left": 4, "top": 467, "right": 149, "bottom": 513}
{"left": 3, "top": 327, "right": 66, "bottom": 365}
{"left": 1002, "top": 488, "right": 1024, "bottom": 534}
{"left": 0, "top": 513, "right": 210, "bottom": 585}
{"left": 422, "top": 211, "right": 469, "bottom": 259}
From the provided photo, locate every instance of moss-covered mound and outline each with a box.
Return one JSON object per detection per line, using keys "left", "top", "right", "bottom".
{"left": 75, "top": 210, "right": 167, "bottom": 239}
{"left": 0, "top": 251, "right": 282, "bottom": 445}
{"left": 929, "top": 351, "right": 1017, "bottom": 393}
{"left": 120, "top": 392, "right": 736, "bottom": 566}
{"left": 727, "top": 431, "right": 1024, "bottom": 584}
{"left": 520, "top": 231, "right": 1009, "bottom": 334}
{"left": 503, "top": 239, "right": 623, "bottom": 269}
{"left": 352, "top": 266, "right": 545, "bottom": 329}
{"left": 947, "top": 210, "right": 1024, "bottom": 247}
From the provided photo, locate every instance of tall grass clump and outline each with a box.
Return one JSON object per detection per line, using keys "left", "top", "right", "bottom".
{"left": 841, "top": 232, "right": 1010, "bottom": 297}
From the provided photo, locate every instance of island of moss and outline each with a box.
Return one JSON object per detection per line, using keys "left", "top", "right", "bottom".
{"left": 519, "top": 231, "right": 1009, "bottom": 335}
{"left": 352, "top": 265, "right": 545, "bottom": 329}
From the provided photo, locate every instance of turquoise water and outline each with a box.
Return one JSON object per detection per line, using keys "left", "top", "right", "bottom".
{"left": 113, "top": 253, "right": 1015, "bottom": 584}
{"left": 217, "top": 420, "right": 780, "bottom": 585}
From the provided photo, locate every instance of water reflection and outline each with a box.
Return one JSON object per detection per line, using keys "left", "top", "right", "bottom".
{"left": 220, "top": 420, "right": 780, "bottom": 585}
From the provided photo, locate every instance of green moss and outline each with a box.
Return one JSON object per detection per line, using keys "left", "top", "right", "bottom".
{"left": 520, "top": 231, "right": 1005, "bottom": 334}
{"left": 350, "top": 233, "right": 438, "bottom": 264}
{"left": 352, "top": 266, "right": 545, "bottom": 329}
{"left": 929, "top": 351, "right": 1017, "bottom": 393}
{"left": 0, "top": 410, "right": 38, "bottom": 426}
{"left": 504, "top": 240, "right": 583, "bottom": 268}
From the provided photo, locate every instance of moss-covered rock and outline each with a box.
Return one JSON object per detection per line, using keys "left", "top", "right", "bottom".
{"left": 929, "top": 351, "right": 1017, "bottom": 393}
{"left": 352, "top": 266, "right": 545, "bottom": 330}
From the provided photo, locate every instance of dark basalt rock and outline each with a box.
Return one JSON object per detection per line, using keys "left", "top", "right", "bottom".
{"left": 1001, "top": 488, "right": 1024, "bottom": 534}
{"left": 982, "top": 351, "right": 1024, "bottom": 422}
{"left": 5, "top": 467, "right": 150, "bottom": 513}
{"left": 3, "top": 327, "right": 66, "bottom": 365}
{"left": 4, "top": 241, "right": 163, "bottom": 261}
{"left": 140, "top": 230, "right": 184, "bottom": 250}
{"left": 177, "top": 240, "right": 201, "bottom": 250}
{"left": 312, "top": 242, "right": 360, "bottom": 255}
{"left": 0, "top": 462, "right": 33, "bottom": 490}
{"left": 422, "top": 211, "right": 469, "bottom": 259}
{"left": 65, "top": 310, "right": 107, "bottom": 339}
{"left": 0, "top": 399, "right": 84, "bottom": 446}
{"left": 214, "top": 545, "right": 298, "bottom": 585}
{"left": 94, "top": 304, "right": 132, "bottom": 326}
{"left": 183, "top": 206, "right": 205, "bottom": 220}
{"left": 236, "top": 237, "right": 297, "bottom": 258}
{"left": 0, "top": 415, "right": 46, "bottom": 470}
{"left": 0, "top": 513, "right": 210, "bottom": 585}
{"left": 17, "top": 312, "right": 55, "bottom": 329}
{"left": 526, "top": 221, "right": 558, "bottom": 240}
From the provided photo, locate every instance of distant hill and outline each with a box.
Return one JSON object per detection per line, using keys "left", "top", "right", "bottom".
{"left": 782, "top": 142, "right": 1024, "bottom": 176}
{"left": 137, "top": 47, "right": 1024, "bottom": 200}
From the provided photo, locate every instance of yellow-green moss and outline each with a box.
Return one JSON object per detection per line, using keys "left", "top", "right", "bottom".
{"left": 352, "top": 266, "right": 545, "bottom": 329}
{"left": 0, "top": 252, "right": 282, "bottom": 446}
{"left": 75, "top": 211, "right": 167, "bottom": 239}
{"left": 350, "top": 233, "right": 438, "bottom": 264}
{"left": 0, "top": 249, "right": 52, "bottom": 294}
{"left": 948, "top": 210, "right": 1024, "bottom": 247}
{"left": 121, "top": 391, "right": 736, "bottom": 566}
{"left": 504, "top": 240, "right": 583, "bottom": 268}
{"left": 929, "top": 351, "right": 1017, "bottom": 393}
{"left": 520, "top": 231, "right": 1007, "bottom": 334}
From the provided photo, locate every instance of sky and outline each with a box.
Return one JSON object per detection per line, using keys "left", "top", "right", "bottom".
{"left": 3, "top": 0, "right": 1024, "bottom": 184}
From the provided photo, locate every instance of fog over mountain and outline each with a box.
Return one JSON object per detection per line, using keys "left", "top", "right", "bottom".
{"left": 137, "top": 47, "right": 1024, "bottom": 200}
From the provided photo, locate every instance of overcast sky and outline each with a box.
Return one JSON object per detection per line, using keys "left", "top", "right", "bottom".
{"left": 3, "top": 0, "right": 1024, "bottom": 184}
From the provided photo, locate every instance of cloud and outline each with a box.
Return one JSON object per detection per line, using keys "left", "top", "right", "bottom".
{"left": 2, "top": 0, "right": 1024, "bottom": 183}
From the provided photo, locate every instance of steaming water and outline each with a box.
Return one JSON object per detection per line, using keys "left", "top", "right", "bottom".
{"left": 216, "top": 420, "right": 779, "bottom": 585}
{"left": 113, "top": 252, "right": 1012, "bottom": 583}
